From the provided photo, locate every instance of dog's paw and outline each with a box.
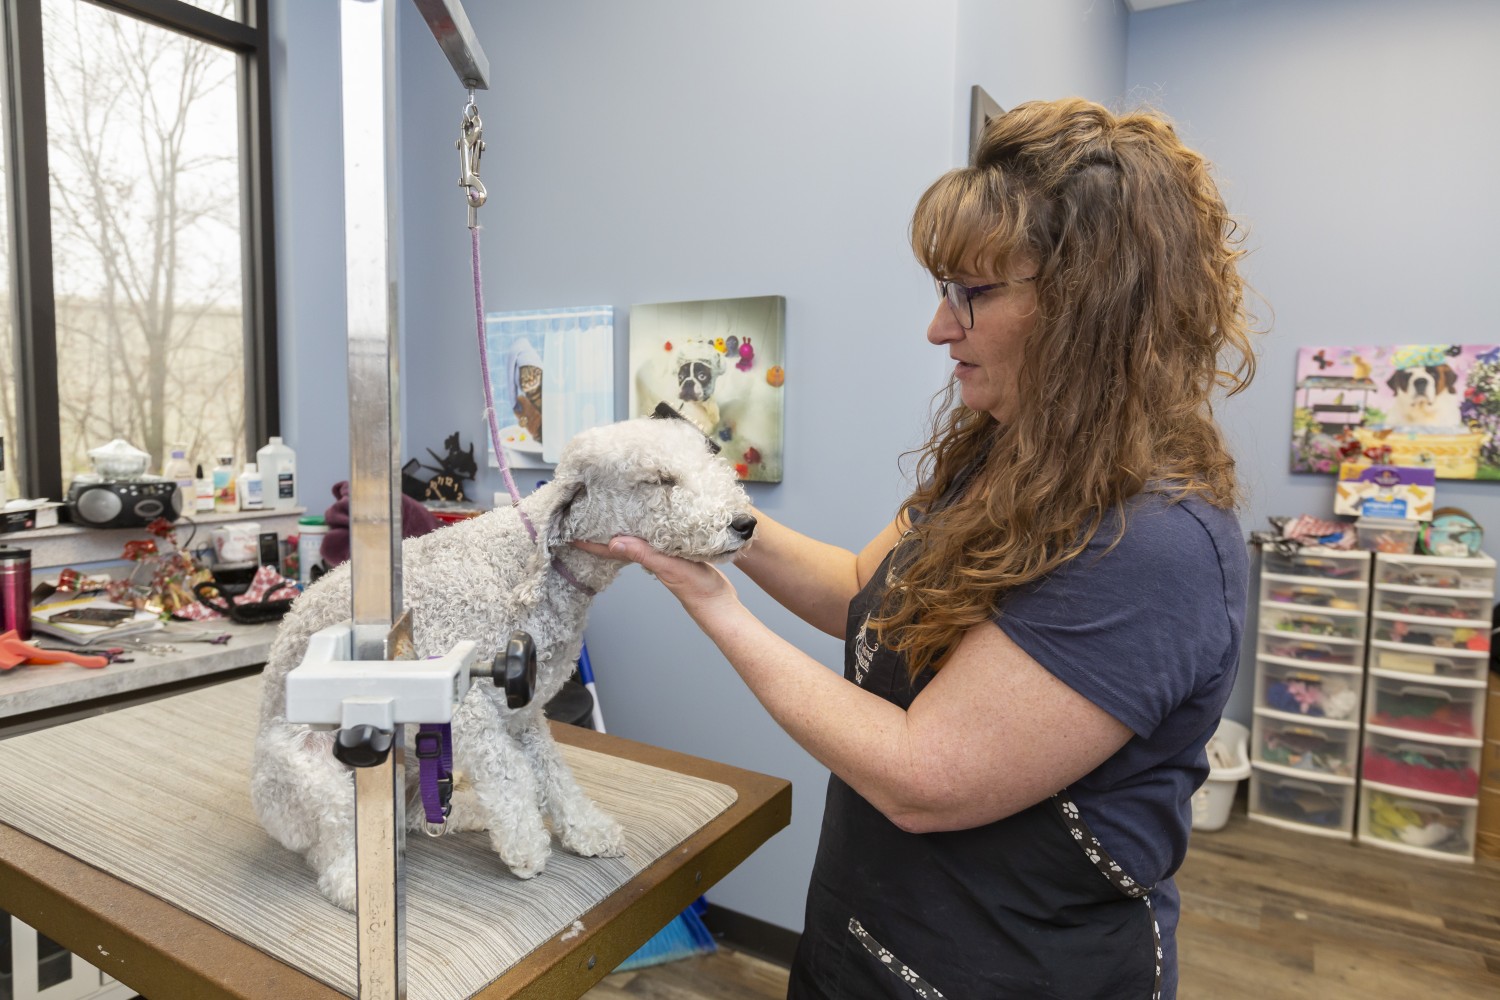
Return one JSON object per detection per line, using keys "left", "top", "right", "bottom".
{"left": 502, "top": 851, "right": 549, "bottom": 879}
{"left": 317, "top": 860, "right": 358, "bottom": 911}
{"left": 562, "top": 816, "right": 625, "bottom": 859}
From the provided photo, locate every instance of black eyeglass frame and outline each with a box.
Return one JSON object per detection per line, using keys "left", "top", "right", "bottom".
{"left": 935, "top": 276, "right": 1036, "bottom": 329}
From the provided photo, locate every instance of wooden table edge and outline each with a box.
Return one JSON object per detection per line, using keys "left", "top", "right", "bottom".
{"left": 0, "top": 720, "right": 792, "bottom": 999}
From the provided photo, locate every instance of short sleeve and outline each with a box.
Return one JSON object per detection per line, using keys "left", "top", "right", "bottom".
{"left": 993, "top": 497, "right": 1241, "bottom": 738}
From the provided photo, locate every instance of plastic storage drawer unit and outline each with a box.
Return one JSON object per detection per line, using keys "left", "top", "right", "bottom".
{"left": 1256, "top": 632, "right": 1363, "bottom": 670}
{"left": 1251, "top": 714, "right": 1359, "bottom": 779}
{"left": 1249, "top": 768, "right": 1356, "bottom": 837}
{"left": 1366, "top": 676, "right": 1485, "bottom": 741}
{"left": 1358, "top": 787, "right": 1478, "bottom": 861}
{"left": 1361, "top": 731, "right": 1482, "bottom": 800}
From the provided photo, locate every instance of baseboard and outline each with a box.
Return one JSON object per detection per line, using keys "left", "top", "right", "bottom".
{"left": 701, "top": 903, "right": 800, "bottom": 968}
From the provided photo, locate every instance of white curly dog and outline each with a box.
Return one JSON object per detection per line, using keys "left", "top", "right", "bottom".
{"left": 251, "top": 415, "right": 756, "bottom": 910}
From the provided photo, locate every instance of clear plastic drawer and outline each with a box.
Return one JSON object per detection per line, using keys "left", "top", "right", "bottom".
{"left": 1259, "top": 605, "right": 1366, "bottom": 642}
{"left": 1257, "top": 632, "right": 1363, "bottom": 670}
{"left": 1375, "top": 554, "right": 1496, "bottom": 594}
{"left": 1367, "top": 642, "right": 1491, "bottom": 683}
{"left": 1260, "top": 576, "right": 1369, "bottom": 614}
{"left": 1366, "top": 676, "right": 1484, "bottom": 741}
{"left": 1370, "top": 616, "right": 1489, "bottom": 654}
{"left": 1262, "top": 550, "right": 1370, "bottom": 582}
{"left": 1252, "top": 713, "right": 1359, "bottom": 778}
{"left": 1249, "top": 768, "right": 1354, "bottom": 833}
{"left": 1358, "top": 788, "right": 1476, "bottom": 861}
{"left": 1255, "top": 661, "right": 1361, "bottom": 723}
{"left": 1362, "top": 731, "right": 1481, "bottom": 799}
{"left": 1372, "top": 589, "right": 1491, "bottom": 623}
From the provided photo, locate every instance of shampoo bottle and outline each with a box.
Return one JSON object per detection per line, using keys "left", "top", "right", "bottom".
{"left": 212, "top": 455, "right": 237, "bottom": 513}
{"left": 237, "top": 463, "right": 265, "bottom": 511}
{"left": 194, "top": 463, "right": 216, "bottom": 514}
{"left": 255, "top": 436, "right": 297, "bottom": 510}
{"left": 163, "top": 445, "right": 194, "bottom": 516}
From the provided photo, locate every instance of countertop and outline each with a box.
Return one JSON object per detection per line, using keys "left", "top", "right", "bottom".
{"left": 0, "top": 620, "right": 279, "bottom": 738}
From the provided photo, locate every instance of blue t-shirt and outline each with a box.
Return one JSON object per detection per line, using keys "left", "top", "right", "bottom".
{"left": 994, "top": 491, "right": 1247, "bottom": 997}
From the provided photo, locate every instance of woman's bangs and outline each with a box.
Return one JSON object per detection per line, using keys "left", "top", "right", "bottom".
{"left": 912, "top": 170, "right": 1027, "bottom": 279}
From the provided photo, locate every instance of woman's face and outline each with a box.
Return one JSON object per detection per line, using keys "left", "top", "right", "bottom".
{"left": 926, "top": 265, "right": 1039, "bottom": 423}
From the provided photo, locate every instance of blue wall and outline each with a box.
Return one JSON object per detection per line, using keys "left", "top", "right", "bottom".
{"left": 1127, "top": 0, "right": 1500, "bottom": 725}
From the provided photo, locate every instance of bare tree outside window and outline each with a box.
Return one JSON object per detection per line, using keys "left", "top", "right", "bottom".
{"left": 43, "top": 0, "right": 245, "bottom": 480}
{"left": 0, "top": 45, "right": 17, "bottom": 501}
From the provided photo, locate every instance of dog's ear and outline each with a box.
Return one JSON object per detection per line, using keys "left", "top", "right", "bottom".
{"left": 1386, "top": 369, "right": 1411, "bottom": 394}
{"left": 1433, "top": 363, "right": 1459, "bottom": 395}
{"left": 512, "top": 475, "right": 586, "bottom": 608}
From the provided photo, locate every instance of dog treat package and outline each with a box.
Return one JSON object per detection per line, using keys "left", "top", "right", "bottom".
{"left": 1334, "top": 463, "right": 1436, "bottom": 520}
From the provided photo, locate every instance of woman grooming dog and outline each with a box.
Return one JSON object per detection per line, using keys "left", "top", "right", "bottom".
{"left": 580, "top": 98, "right": 1257, "bottom": 999}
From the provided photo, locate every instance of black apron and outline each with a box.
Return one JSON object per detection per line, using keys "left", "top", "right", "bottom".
{"left": 787, "top": 544, "right": 1163, "bottom": 1000}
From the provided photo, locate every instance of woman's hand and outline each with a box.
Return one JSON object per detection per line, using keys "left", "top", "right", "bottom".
{"left": 572, "top": 537, "right": 740, "bottom": 623}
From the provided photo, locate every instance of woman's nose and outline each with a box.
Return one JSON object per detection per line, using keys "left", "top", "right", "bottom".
{"left": 927, "top": 300, "right": 962, "bottom": 345}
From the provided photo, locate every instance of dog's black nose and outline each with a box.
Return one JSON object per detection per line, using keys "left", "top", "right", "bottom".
{"left": 730, "top": 514, "right": 757, "bottom": 540}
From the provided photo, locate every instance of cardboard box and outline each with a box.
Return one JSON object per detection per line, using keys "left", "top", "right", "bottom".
{"left": 1488, "top": 673, "right": 1500, "bottom": 743}
{"left": 1479, "top": 783, "right": 1500, "bottom": 862}
{"left": 1484, "top": 740, "right": 1500, "bottom": 790}
{"left": 1335, "top": 463, "right": 1436, "bottom": 520}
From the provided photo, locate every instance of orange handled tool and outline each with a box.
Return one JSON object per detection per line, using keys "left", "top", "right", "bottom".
{"left": 0, "top": 630, "right": 110, "bottom": 670}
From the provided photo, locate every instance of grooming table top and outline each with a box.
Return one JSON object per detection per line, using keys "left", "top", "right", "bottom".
{"left": 0, "top": 675, "right": 791, "bottom": 999}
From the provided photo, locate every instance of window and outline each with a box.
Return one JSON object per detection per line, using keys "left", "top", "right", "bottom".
{"left": 0, "top": 0, "right": 277, "bottom": 501}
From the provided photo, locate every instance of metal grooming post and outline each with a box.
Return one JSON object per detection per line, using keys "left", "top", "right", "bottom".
{"left": 339, "top": 0, "right": 488, "bottom": 995}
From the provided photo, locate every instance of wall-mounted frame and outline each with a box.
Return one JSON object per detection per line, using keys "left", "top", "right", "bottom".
{"left": 969, "top": 85, "right": 1004, "bottom": 164}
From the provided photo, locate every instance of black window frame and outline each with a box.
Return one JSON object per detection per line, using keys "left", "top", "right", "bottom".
{"left": 0, "top": 0, "right": 278, "bottom": 499}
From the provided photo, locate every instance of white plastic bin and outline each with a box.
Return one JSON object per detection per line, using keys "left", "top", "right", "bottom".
{"left": 1193, "top": 718, "right": 1251, "bottom": 832}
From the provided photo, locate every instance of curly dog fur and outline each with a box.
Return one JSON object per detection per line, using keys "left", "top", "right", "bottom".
{"left": 250, "top": 416, "right": 754, "bottom": 909}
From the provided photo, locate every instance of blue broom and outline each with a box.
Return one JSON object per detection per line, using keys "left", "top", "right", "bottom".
{"left": 577, "top": 643, "right": 718, "bottom": 971}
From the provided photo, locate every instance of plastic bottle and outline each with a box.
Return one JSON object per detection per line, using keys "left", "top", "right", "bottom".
{"left": 256, "top": 436, "right": 298, "bottom": 510}
{"left": 237, "top": 463, "right": 265, "bottom": 510}
{"left": 194, "top": 463, "right": 216, "bottom": 514}
{"left": 296, "top": 515, "right": 328, "bottom": 587}
{"left": 163, "top": 445, "right": 194, "bottom": 517}
{"left": 212, "top": 455, "right": 237, "bottom": 513}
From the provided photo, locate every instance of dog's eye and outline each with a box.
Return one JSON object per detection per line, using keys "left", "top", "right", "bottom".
{"left": 644, "top": 473, "right": 678, "bottom": 487}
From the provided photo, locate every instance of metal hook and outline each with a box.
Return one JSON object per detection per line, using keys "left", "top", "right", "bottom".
{"left": 457, "top": 94, "right": 487, "bottom": 227}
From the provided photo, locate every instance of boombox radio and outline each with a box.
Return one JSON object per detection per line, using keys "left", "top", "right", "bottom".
{"left": 66, "top": 478, "right": 183, "bottom": 529}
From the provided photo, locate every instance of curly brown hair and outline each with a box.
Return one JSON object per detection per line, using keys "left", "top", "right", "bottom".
{"left": 874, "top": 98, "right": 1258, "bottom": 680}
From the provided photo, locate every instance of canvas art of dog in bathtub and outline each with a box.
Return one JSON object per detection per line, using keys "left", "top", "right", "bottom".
{"left": 250, "top": 415, "right": 756, "bottom": 910}
{"left": 1386, "top": 363, "right": 1464, "bottom": 428}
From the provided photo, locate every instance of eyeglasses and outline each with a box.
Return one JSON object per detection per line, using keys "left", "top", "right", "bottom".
{"left": 935, "top": 276, "right": 1036, "bottom": 329}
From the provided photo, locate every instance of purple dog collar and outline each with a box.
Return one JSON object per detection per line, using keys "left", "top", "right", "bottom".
{"left": 415, "top": 722, "right": 453, "bottom": 833}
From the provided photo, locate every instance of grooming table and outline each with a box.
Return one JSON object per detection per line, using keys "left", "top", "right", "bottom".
{"left": 0, "top": 675, "right": 791, "bottom": 999}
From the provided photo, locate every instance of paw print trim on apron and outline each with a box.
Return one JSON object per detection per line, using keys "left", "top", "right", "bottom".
{"left": 847, "top": 918, "right": 947, "bottom": 998}
{"left": 853, "top": 615, "right": 879, "bottom": 686}
{"left": 1052, "top": 791, "right": 1163, "bottom": 1000}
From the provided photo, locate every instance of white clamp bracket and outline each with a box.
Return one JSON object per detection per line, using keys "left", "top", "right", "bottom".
{"left": 285, "top": 623, "right": 477, "bottom": 735}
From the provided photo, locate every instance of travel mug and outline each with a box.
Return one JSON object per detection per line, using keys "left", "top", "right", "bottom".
{"left": 0, "top": 546, "right": 33, "bottom": 640}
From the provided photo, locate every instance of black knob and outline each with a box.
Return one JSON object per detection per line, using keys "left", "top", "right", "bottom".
{"left": 730, "top": 514, "right": 757, "bottom": 539}
{"left": 333, "top": 725, "right": 394, "bottom": 768}
{"left": 492, "top": 630, "right": 537, "bottom": 709}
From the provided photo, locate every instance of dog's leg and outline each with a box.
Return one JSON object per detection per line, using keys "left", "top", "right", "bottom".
{"left": 251, "top": 722, "right": 360, "bottom": 909}
{"left": 518, "top": 716, "right": 625, "bottom": 859}
{"left": 454, "top": 693, "right": 554, "bottom": 878}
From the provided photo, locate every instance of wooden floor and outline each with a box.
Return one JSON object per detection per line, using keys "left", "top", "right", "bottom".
{"left": 590, "top": 807, "right": 1500, "bottom": 999}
